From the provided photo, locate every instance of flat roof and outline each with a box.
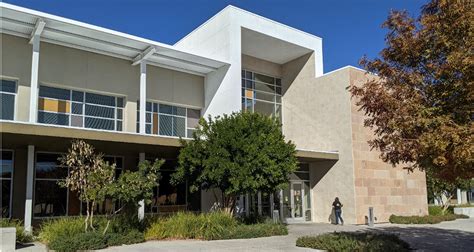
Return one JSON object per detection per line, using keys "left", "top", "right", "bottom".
{"left": 0, "top": 2, "right": 229, "bottom": 75}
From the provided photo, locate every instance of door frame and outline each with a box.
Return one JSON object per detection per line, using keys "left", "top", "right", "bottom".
{"left": 281, "top": 180, "right": 307, "bottom": 223}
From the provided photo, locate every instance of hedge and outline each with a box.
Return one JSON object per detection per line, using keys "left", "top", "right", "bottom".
{"left": 389, "top": 214, "right": 468, "bottom": 224}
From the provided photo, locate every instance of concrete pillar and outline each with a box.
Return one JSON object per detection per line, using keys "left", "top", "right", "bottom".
{"left": 457, "top": 188, "right": 462, "bottom": 205}
{"left": 24, "top": 145, "right": 35, "bottom": 232}
{"left": 139, "top": 62, "right": 147, "bottom": 134}
{"left": 138, "top": 152, "right": 145, "bottom": 220}
{"left": 29, "top": 35, "right": 40, "bottom": 123}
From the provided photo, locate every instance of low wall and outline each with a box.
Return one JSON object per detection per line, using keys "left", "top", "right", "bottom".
{"left": 454, "top": 207, "right": 474, "bottom": 218}
{"left": 1, "top": 227, "right": 16, "bottom": 252}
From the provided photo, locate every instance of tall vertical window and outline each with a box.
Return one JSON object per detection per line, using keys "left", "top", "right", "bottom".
{"left": 0, "top": 79, "right": 17, "bottom": 120}
{"left": 1, "top": 150, "right": 14, "bottom": 218}
{"left": 34, "top": 153, "right": 68, "bottom": 217}
{"left": 137, "top": 102, "right": 200, "bottom": 138}
{"left": 38, "top": 86, "right": 124, "bottom": 131}
{"left": 241, "top": 70, "right": 282, "bottom": 122}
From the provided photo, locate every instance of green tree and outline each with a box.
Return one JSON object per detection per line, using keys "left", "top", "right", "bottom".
{"left": 59, "top": 140, "right": 115, "bottom": 231}
{"left": 172, "top": 111, "right": 298, "bottom": 214}
{"left": 349, "top": 0, "right": 473, "bottom": 181}
{"left": 426, "top": 170, "right": 472, "bottom": 213}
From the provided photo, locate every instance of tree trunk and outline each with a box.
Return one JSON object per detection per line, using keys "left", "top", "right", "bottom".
{"left": 90, "top": 201, "right": 95, "bottom": 230}
{"left": 85, "top": 200, "right": 90, "bottom": 232}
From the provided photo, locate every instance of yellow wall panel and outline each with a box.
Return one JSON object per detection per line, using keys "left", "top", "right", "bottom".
{"left": 38, "top": 98, "right": 70, "bottom": 113}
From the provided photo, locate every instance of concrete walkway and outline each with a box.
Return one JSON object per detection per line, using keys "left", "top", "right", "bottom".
{"left": 18, "top": 219, "right": 474, "bottom": 251}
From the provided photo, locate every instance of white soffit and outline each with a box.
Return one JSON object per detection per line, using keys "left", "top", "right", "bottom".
{"left": 241, "top": 27, "right": 313, "bottom": 64}
{"left": 0, "top": 3, "right": 228, "bottom": 75}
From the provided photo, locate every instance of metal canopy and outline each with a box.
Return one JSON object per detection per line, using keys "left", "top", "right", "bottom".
{"left": 0, "top": 3, "right": 228, "bottom": 75}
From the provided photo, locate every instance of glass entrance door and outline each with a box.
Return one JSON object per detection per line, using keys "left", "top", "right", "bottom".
{"left": 282, "top": 181, "right": 306, "bottom": 222}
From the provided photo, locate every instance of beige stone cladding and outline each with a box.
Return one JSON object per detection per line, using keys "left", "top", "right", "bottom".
{"left": 349, "top": 68, "right": 428, "bottom": 224}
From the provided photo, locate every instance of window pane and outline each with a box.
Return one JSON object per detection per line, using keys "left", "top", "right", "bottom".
{"left": 159, "top": 114, "right": 173, "bottom": 136}
{"left": 116, "top": 121, "right": 122, "bottom": 131}
{"left": 245, "top": 80, "right": 254, "bottom": 89}
{"left": 276, "top": 86, "right": 282, "bottom": 95}
{"left": 245, "top": 71, "right": 253, "bottom": 79}
{"left": 187, "top": 129, "right": 195, "bottom": 138}
{"left": 71, "top": 103, "right": 83, "bottom": 114}
{"left": 254, "top": 82, "right": 275, "bottom": 93}
{"left": 72, "top": 91, "right": 84, "bottom": 102}
{"left": 174, "top": 117, "right": 185, "bottom": 137}
{"left": 275, "top": 95, "right": 282, "bottom": 103}
{"left": 152, "top": 103, "right": 158, "bottom": 113}
{"left": 85, "top": 93, "right": 115, "bottom": 106}
{"left": 187, "top": 109, "right": 200, "bottom": 128}
{"left": 38, "top": 111, "right": 69, "bottom": 126}
{"left": 276, "top": 78, "right": 282, "bottom": 87}
{"left": 254, "top": 101, "right": 274, "bottom": 117}
{"left": 146, "top": 112, "right": 151, "bottom": 123}
{"left": 39, "top": 86, "right": 70, "bottom": 100}
{"left": 146, "top": 124, "right": 151, "bottom": 134}
{"left": 254, "top": 73, "right": 274, "bottom": 84}
{"left": 71, "top": 115, "right": 83, "bottom": 127}
{"left": 1, "top": 180, "right": 11, "bottom": 218}
{"left": 85, "top": 104, "right": 115, "bottom": 119}
{"left": 117, "top": 108, "right": 123, "bottom": 119}
{"left": 0, "top": 93, "right": 15, "bottom": 120}
{"left": 254, "top": 91, "right": 275, "bottom": 102}
{"left": 159, "top": 104, "right": 173, "bottom": 115}
{"left": 175, "top": 107, "right": 186, "bottom": 117}
{"left": 0, "top": 80, "right": 16, "bottom": 93}
{"left": 117, "top": 97, "right": 124, "bottom": 108}
{"left": 85, "top": 117, "right": 115, "bottom": 130}
{"left": 241, "top": 70, "right": 245, "bottom": 78}
{"left": 146, "top": 102, "right": 152, "bottom": 112}
{"left": 34, "top": 180, "right": 67, "bottom": 217}
{"left": 36, "top": 153, "right": 67, "bottom": 179}
{"left": 244, "top": 99, "right": 253, "bottom": 112}
{"left": 0, "top": 151, "right": 13, "bottom": 179}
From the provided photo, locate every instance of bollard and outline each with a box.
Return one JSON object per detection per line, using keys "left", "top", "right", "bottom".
{"left": 368, "top": 207, "right": 374, "bottom": 227}
{"left": 273, "top": 210, "right": 280, "bottom": 223}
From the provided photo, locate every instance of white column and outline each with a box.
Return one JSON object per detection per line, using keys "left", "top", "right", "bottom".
{"left": 138, "top": 152, "right": 146, "bottom": 220}
{"left": 139, "top": 62, "right": 147, "bottom": 134}
{"left": 457, "top": 188, "right": 462, "bottom": 205}
{"left": 29, "top": 35, "right": 40, "bottom": 123}
{"left": 24, "top": 145, "right": 35, "bottom": 232}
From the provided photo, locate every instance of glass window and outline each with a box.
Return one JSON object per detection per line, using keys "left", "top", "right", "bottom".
{"left": 159, "top": 114, "right": 173, "bottom": 136}
{"left": 0, "top": 79, "right": 17, "bottom": 120}
{"left": 1, "top": 150, "right": 13, "bottom": 218}
{"left": 34, "top": 153, "right": 68, "bottom": 217}
{"left": 38, "top": 86, "right": 123, "bottom": 131}
{"left": 241, "top": 70, "right": 282, "bottom": 121}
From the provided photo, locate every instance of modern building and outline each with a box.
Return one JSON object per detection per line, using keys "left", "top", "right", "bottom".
{"left": 0, "top": 3, "right": 428, "bottom": 231}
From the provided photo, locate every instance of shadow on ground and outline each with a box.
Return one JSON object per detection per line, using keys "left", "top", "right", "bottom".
{"left": 375, "top": 226, "right": 474, "bottom": 252}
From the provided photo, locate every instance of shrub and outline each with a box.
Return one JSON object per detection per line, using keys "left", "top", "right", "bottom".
{"left": 38, "top": 217, "right": 85, "bottom": 244}
{"left": 218, "top": 223, "right": 288, "bottom": 240}
{"left": 105, "top": 229, "right": 144, "bottom": 246}
{"left": 145, "top": 211, "right": 238, "bottom": 240}
{"left": 296, "top": 232, "right": 410, "bottom": 252}
{"left": 389, "top": 214, "right": 468, "bottom": 224}
{"left": 237, "top": 213, "right": 268, "bottom": 224}
{"left": 145, "top": 211, "right": 287, "bottom": 241}
{"left": 48, "top": 231, "right": 107, "bottom": 252}
{"left": 0, "top": 219, "right": 33, "bottom": 243}
{"left": 428, "top": 205, "right": 445, "bottom": 216}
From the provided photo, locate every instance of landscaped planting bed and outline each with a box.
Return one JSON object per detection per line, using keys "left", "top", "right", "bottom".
{"left": 296, "top": 232, "right": 410, "bottom": 252}
{"left": 389, "top": 213, "right": 468, "bottom": 224}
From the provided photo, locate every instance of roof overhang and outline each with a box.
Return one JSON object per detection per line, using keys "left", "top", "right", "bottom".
{"left": 296, "top": 149, "right": 339, "bottom": 162}
{"left": 0, "top": 3, "right": 229, "bottom": 76}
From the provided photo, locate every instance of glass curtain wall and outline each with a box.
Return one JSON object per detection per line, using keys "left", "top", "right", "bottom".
{"left": 1, "top": 150, "right": 14, "bottom": 218}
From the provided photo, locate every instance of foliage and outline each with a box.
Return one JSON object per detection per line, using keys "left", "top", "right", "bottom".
{"left": 428, "top": 205, "right": 444, "bottom": 216}
{"left": 38, "top": 217, "right": 145, "bottom": 251}
{"left": 145, "top": 211, "right": 238, "bottom": 240}
{"left": 59, "top": 139, "right": 115, "bottom": 231}
{"left": 172, "top": 111, "right": 298, "bottom": 213}
{"left": 237, "top": 213, "right": 269, "bottom": 225}
{"left": 0, "top": 219, "right": 33, "bottom": 243}
{"left": 296, "top": 232, "right": 410, "bottom": 252}
{"left": 217, "top": 222, "right": 288, "bottom": 240}
{"left": 389, "top": 214, "right": 468, "bottom": 224}
{"left": 144, "top": 211, "right": 287, "bottom": 241}
{"left": 426, "top": 169, "right": 472, "bottom": 213}
{"left": 349, "top": 0, "right": 473, "bottom": 181}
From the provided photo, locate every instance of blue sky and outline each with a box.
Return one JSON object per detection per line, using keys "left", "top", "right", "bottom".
{"left": 6, "top": 0, "right": 427, "bottom": 73}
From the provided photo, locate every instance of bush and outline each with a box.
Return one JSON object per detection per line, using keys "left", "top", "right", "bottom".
{"left": 145, "top": 211, "right": 287, "bottom": 241}
{"left": 389, "top": 214, "right": 468, "bottom": 224}
{"left": 48, "top": 231, "right": 107, "bottom": 252}
{"left": 296, "top": 232, "right": 410, "bottom": 252}
{"left": 38, "top": 216, "right": 146, "bottom": 251}
{"left": 218, "top": 223, "right": 288, "bottom": 240}
{"left": 237, "top": 213, "right": 268, "bottom": 224}
{"left": 145, "top": 211, "right": 238, "bottom": 240}
{"left": 428, "top": 205, "right": 445, "bottom": 216}
{"left": 0, "top": 219, "right": 33, "bottom": 243}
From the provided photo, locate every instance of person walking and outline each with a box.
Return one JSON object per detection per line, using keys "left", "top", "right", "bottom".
{"left": 332, "top": 197, "right": 344, "bottom": 225}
